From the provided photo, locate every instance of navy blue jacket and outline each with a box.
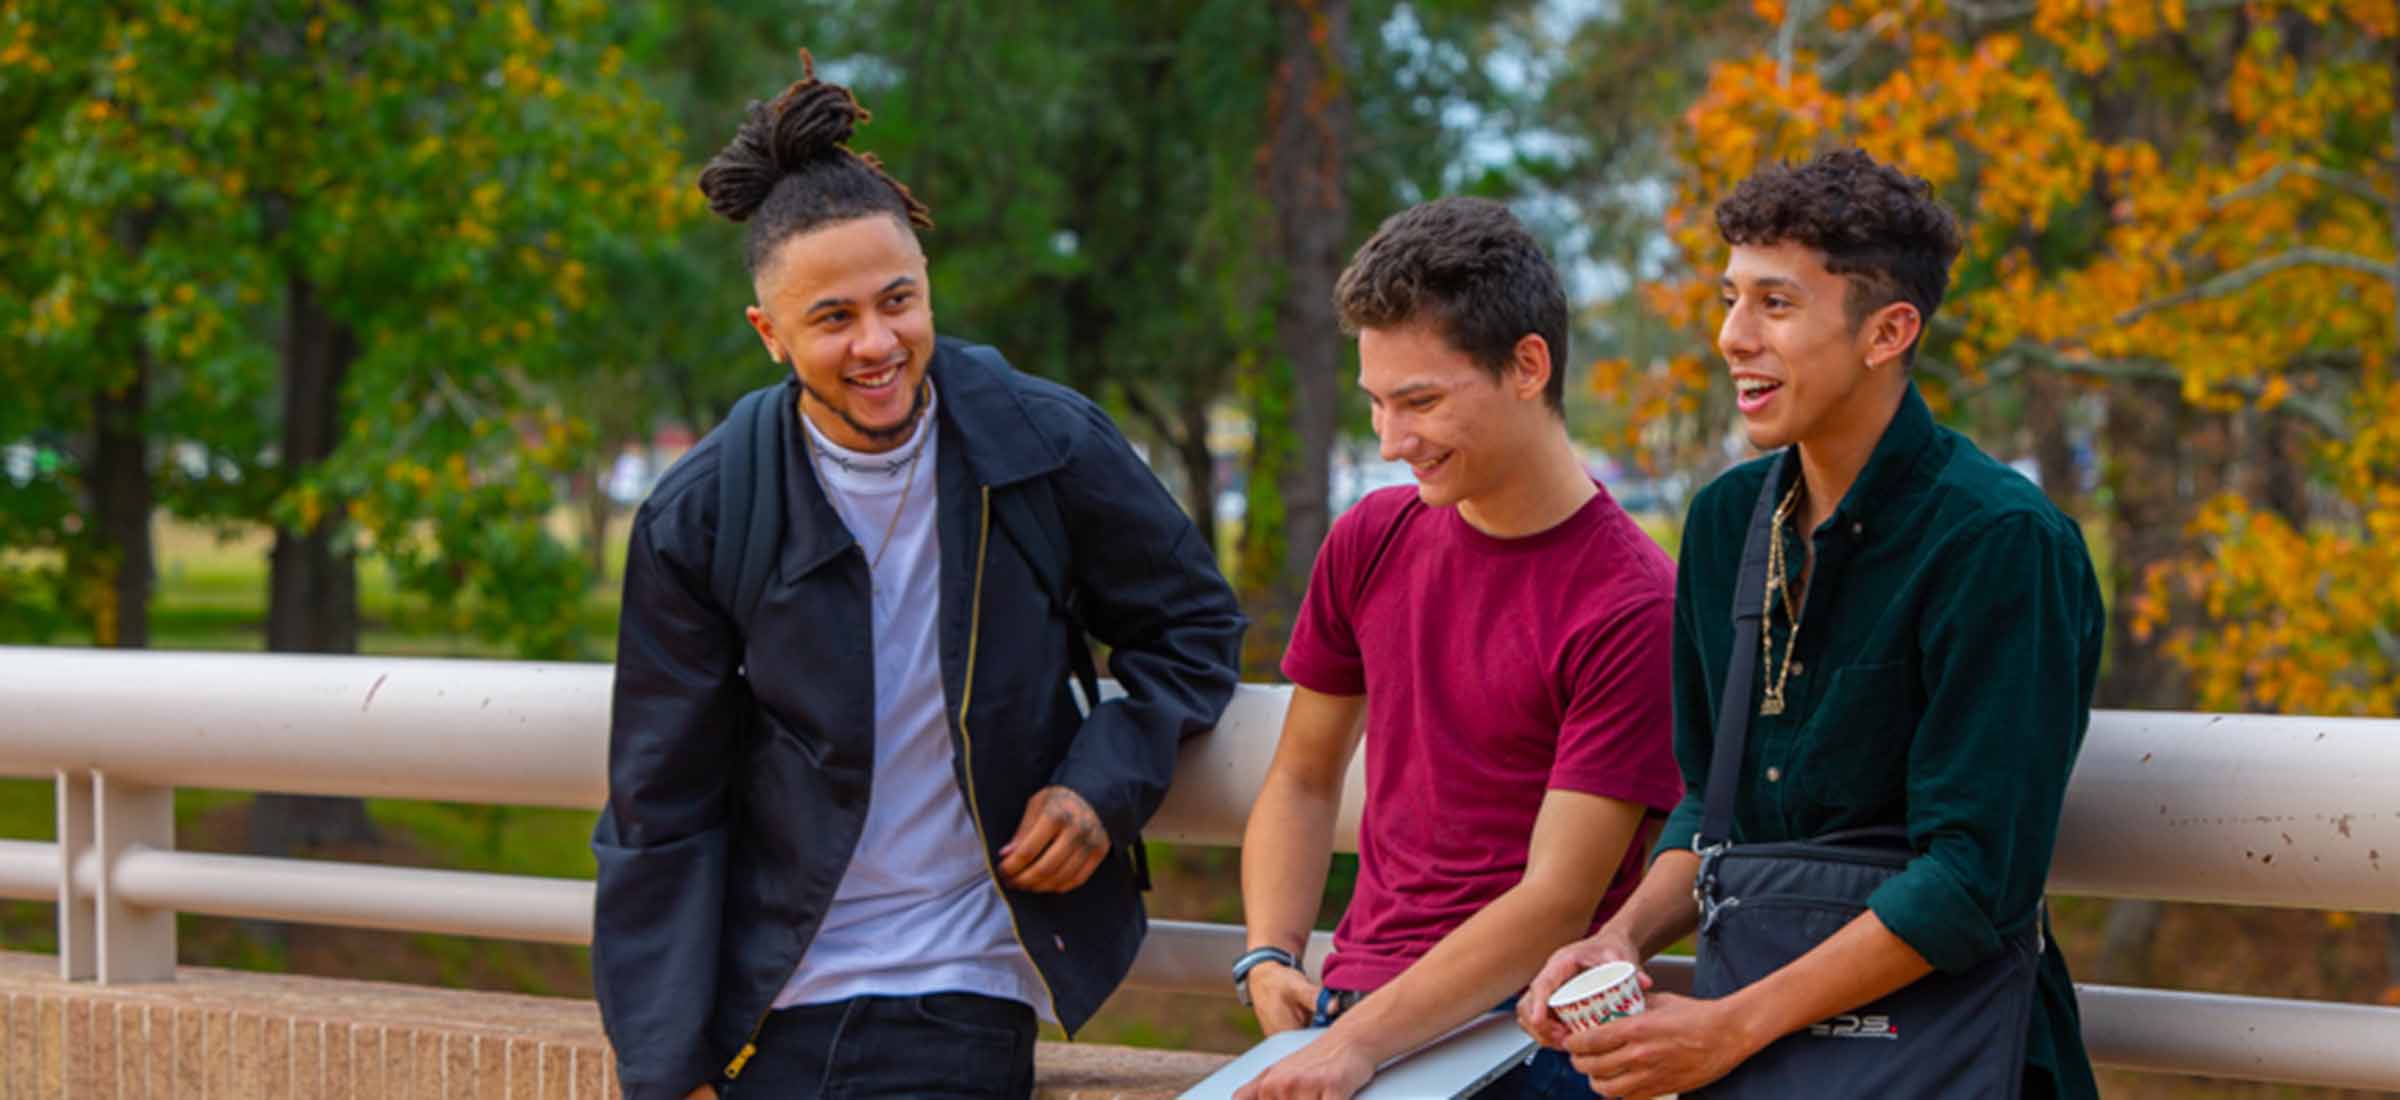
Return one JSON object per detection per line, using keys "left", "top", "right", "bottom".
{"left": 592, "top": 341, "right": 1245, "bottom": 1100}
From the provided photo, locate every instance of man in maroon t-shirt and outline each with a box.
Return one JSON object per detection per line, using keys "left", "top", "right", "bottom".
{"left": 1233, "top": 197, "right": 1683, "bottom": 1100}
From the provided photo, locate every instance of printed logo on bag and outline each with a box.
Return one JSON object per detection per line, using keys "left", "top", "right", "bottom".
{"left": 1807, "top": 1014, "right": 1898, "bottom": 1040}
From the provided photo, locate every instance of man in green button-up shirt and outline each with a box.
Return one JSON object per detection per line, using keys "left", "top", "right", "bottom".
{"left": 1520, "top": 149, "right": 2105, "bottom": 1099}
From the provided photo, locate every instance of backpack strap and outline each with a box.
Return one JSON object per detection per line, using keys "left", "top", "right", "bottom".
{"left": 990, "top": 477, "right": 1102, "bottom": 708}
{"left": 958, "top": 343, "right": 1145, "bottom": 890}
{"left": 709, "top": 380, "right": 792, "bottom": 637}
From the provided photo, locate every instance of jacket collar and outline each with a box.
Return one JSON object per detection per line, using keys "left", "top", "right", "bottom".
{"left": 774, "top": 337, "right": 1067, "bottom": 581}
{"left": 925, "top": 337, "right": 1069, "bottom": 488}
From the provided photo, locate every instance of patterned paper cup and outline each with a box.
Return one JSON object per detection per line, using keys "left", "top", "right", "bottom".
{"left": 1545, "top": 960, "right": 1646, "bottom": 1033}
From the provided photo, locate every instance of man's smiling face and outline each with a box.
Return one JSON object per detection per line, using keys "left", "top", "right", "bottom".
{"left": 746, "top": 214, "right": 936, "bottom": 452}
{"left": 1358, "top": 322, "right": 1542, "bottom": 511}
{"left": 1716, "top": 240, "right": 1882, "bottom": 453}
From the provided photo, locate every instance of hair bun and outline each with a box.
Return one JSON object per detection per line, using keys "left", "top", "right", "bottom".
{"left": 696, "top": 50, "right": 868, "bottom": 224}
{"left": 766, "top": 80, "right": 862, "bottom": 172}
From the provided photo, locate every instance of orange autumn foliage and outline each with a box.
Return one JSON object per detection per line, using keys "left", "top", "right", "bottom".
{"left": 1599, "top": 0, "right": 2399, "bottom": 716}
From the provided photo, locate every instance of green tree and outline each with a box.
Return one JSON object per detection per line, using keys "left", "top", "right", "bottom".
{"left": 9, "top": 0, "right": 690, "bottom": 847}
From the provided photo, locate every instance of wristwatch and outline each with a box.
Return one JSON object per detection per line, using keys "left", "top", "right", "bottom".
{"left": 1231, "top": 945, "right": 1300, "bottom": 1007}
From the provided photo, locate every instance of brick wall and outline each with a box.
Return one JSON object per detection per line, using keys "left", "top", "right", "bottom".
{"left": 0, "top": 953, "right": 1228, "bottom": 1099}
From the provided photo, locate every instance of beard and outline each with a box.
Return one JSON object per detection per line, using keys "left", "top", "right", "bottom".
{"left": 798, "top": 373, "right": 931, "bottom": 447}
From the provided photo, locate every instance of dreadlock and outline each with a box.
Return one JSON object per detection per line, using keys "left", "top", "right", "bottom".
{"left": 697, "top": 50, "right": 934, "bottom": 274}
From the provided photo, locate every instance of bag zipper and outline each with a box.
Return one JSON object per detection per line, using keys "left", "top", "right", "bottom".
{"left": 956, "top": 485, "right": 1067, "bottom": 1030}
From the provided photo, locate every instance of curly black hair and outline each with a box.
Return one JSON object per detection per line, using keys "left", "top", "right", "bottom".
{"left": 697, "top": 50, "right": 934, "bottom": 274}
{"left": 1715, "top": 148, "right": 1963, "bottom": 363}
{"left": 1334, "top": 197, "right": 1570, "bottom": 413}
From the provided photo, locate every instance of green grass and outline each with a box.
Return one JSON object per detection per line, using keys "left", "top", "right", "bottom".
{"left": 11, "top": 515, "right": 627, "bottom": 658}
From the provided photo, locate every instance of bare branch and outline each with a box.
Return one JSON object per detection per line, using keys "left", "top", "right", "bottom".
{"left": 2111, "top": 248, "right": 2396, "bottom": 329}
{"left": 1948, "top": 1, "right": 2035, "bottom": 24}
{"left": 430, "top": 368, "right": 502, "bottom": 427}
{"left": 1116, "top": 382, "right": 1190, "bottom": 453}
{"left": 2372, "top": 625, "right": 2400, "bottom": 671}
{"left": 1964, "top": 344, "right": 2350, "bottom": 438}
{"left": 2387, "top": 34, "right": 2400, "bottom": 300}
{"left": 2210, "top": 161, "right": 2391, "bottom": 212}
{"left": 1818, "top": 10, "right": 1904, "bottom": 82}
{"left": 1952, "top": 0, "right": 2241, "bottom": 25}
{"left": 1774, "top": 0, "right": 1818, "bottom": 89}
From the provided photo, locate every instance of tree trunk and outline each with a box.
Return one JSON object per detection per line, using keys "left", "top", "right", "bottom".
{"left": 2095, "top": 899, "right": 2166, "bottom": 985}
{"left": 1177, "top": 396, "right": 1219, "bottom": 560}
{"left": 255, "top": 272, "right": 376, "bottom": 856}
{"left": 1254, "top": 0, "right": 1350, "bottom": 653}
{"left": 2099, "top": 380, "right": 2213, "bottom": 711}
{"left": 583, "top": 451, "right": 614, "bottom": 583}
{"left": 88, "top": 340, "right": 152, "bottom": 649}
{"left": 2235, "top": 407, "right": 2309, "bottom": 526}
{"left": 2023, "top": 368, "right": 2080, "bottom": 516}
{"left": 2093, "top": 379, "right": 2228, "bottom": 983}
{"left": 1122, "top": 384, "right": 1222, "bottom": 562}
{"left": 2385, "top": 913, "right": 2400, "bottom": 1006}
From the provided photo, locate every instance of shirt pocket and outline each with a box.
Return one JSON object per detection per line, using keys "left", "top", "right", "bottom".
{"left": 1796, "top": 659, "right": 1917, "bottom": 817}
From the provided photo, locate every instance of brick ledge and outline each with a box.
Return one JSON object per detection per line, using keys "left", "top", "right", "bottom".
{"left": 0, "top": 951, "right": 1230, "bottom": 1099}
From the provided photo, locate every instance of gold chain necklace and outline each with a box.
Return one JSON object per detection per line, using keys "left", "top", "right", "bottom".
{"left": 803, "top": 393, "right": 931, "bottom": 578}
{"left": 1759, "top": 478, "right": 1806, "bottom": 717}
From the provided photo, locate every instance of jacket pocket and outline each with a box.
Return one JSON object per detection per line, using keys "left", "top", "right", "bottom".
{"left": 591, "top": 815, "right": 731, "bottom": 1092}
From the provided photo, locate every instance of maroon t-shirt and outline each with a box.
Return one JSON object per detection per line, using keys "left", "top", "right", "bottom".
{"left": 1282, "top": 484, "right": 1683, "bottom": 993}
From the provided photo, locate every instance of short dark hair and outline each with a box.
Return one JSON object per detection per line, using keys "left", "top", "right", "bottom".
{"left": 1714, "top": 147, "right": 1963, "bottom": 363}
{"left": 697, "top": 51, "right": 933, "bottom": 274}
{"left": 1334, "top": 197, "right": 1570, "bottom": 413}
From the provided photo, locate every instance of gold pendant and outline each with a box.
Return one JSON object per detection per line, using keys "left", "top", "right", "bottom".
{"left": 1760, "top": 697, "right": 1784, "bottom": 717}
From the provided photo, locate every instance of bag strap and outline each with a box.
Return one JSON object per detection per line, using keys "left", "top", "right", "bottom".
{"left": 710, "top": 379, "right": 793, "bottom": 635}
{"left": 1697, "top": 451, "right": 1791, "bottom": 850}
{"left": 956, "top": 344, "right": 1145, "bottom": 889}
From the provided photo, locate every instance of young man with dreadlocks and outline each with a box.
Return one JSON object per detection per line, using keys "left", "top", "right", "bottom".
{"left": 590, "top": 57, "right": 1244, "bottom": 1100}
{"left": 1520, "top": 148, "right": 2105, "bottom": 1099}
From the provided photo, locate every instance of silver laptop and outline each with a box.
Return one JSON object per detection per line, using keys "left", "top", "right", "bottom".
{"left": 1178, "top": 1011, "right": 1539, "bottom": 1100}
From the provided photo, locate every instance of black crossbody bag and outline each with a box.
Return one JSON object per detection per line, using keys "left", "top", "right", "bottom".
{"left": 1686, "top": 456, "right": 2040, "bottom": 1099}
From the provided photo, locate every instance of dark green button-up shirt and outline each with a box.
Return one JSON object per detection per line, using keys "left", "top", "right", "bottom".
{"left": 1654, "top": 384, "right": 2105, "bottom": 1099}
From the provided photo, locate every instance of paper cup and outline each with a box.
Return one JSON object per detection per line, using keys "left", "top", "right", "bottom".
{"left": 1545, "top": 960, "right": 1646, "bottom": 1033}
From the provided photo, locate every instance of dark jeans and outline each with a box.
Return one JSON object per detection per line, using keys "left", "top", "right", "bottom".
{"left": 1480, "top": 1047, "right": 1589, "bottom": 1100}
{"left": 721, "top": 992, "right": 1037, "bottom": 1100}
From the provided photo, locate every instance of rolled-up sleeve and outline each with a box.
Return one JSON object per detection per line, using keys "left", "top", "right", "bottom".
{"left": 1867, "top": 513, "right": 2100, "bottom": 973}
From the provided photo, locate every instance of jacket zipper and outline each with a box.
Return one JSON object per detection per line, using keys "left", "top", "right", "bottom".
{"left": 956, "top": 484, "right": 1067, "bottom": 1031}
{"left": 723, "top": 1018, "right": 764, "bottom": 1079}
{"left": 729, "top": 486, "right": 1068, "bottom": 1081}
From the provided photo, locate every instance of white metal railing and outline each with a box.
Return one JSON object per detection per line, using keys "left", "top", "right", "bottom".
{"left": 3, "top": 646, "right": 2398, "bottom": 1088}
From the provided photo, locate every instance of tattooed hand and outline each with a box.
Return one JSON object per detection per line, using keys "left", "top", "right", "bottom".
{"left": 997, "top": 786, "right": 1111, "bottom": 893}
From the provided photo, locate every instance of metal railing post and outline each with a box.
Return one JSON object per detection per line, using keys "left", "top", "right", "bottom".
{"left": 55, "top": 769, "right": 93, "bottom": 980}
{"left": 93, "top": 770, "right": 174, "bottom": 983}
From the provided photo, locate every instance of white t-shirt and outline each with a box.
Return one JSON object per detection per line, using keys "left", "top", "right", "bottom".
{"left": 773, "top": 388, "right": 1052, "bottom": 1017}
